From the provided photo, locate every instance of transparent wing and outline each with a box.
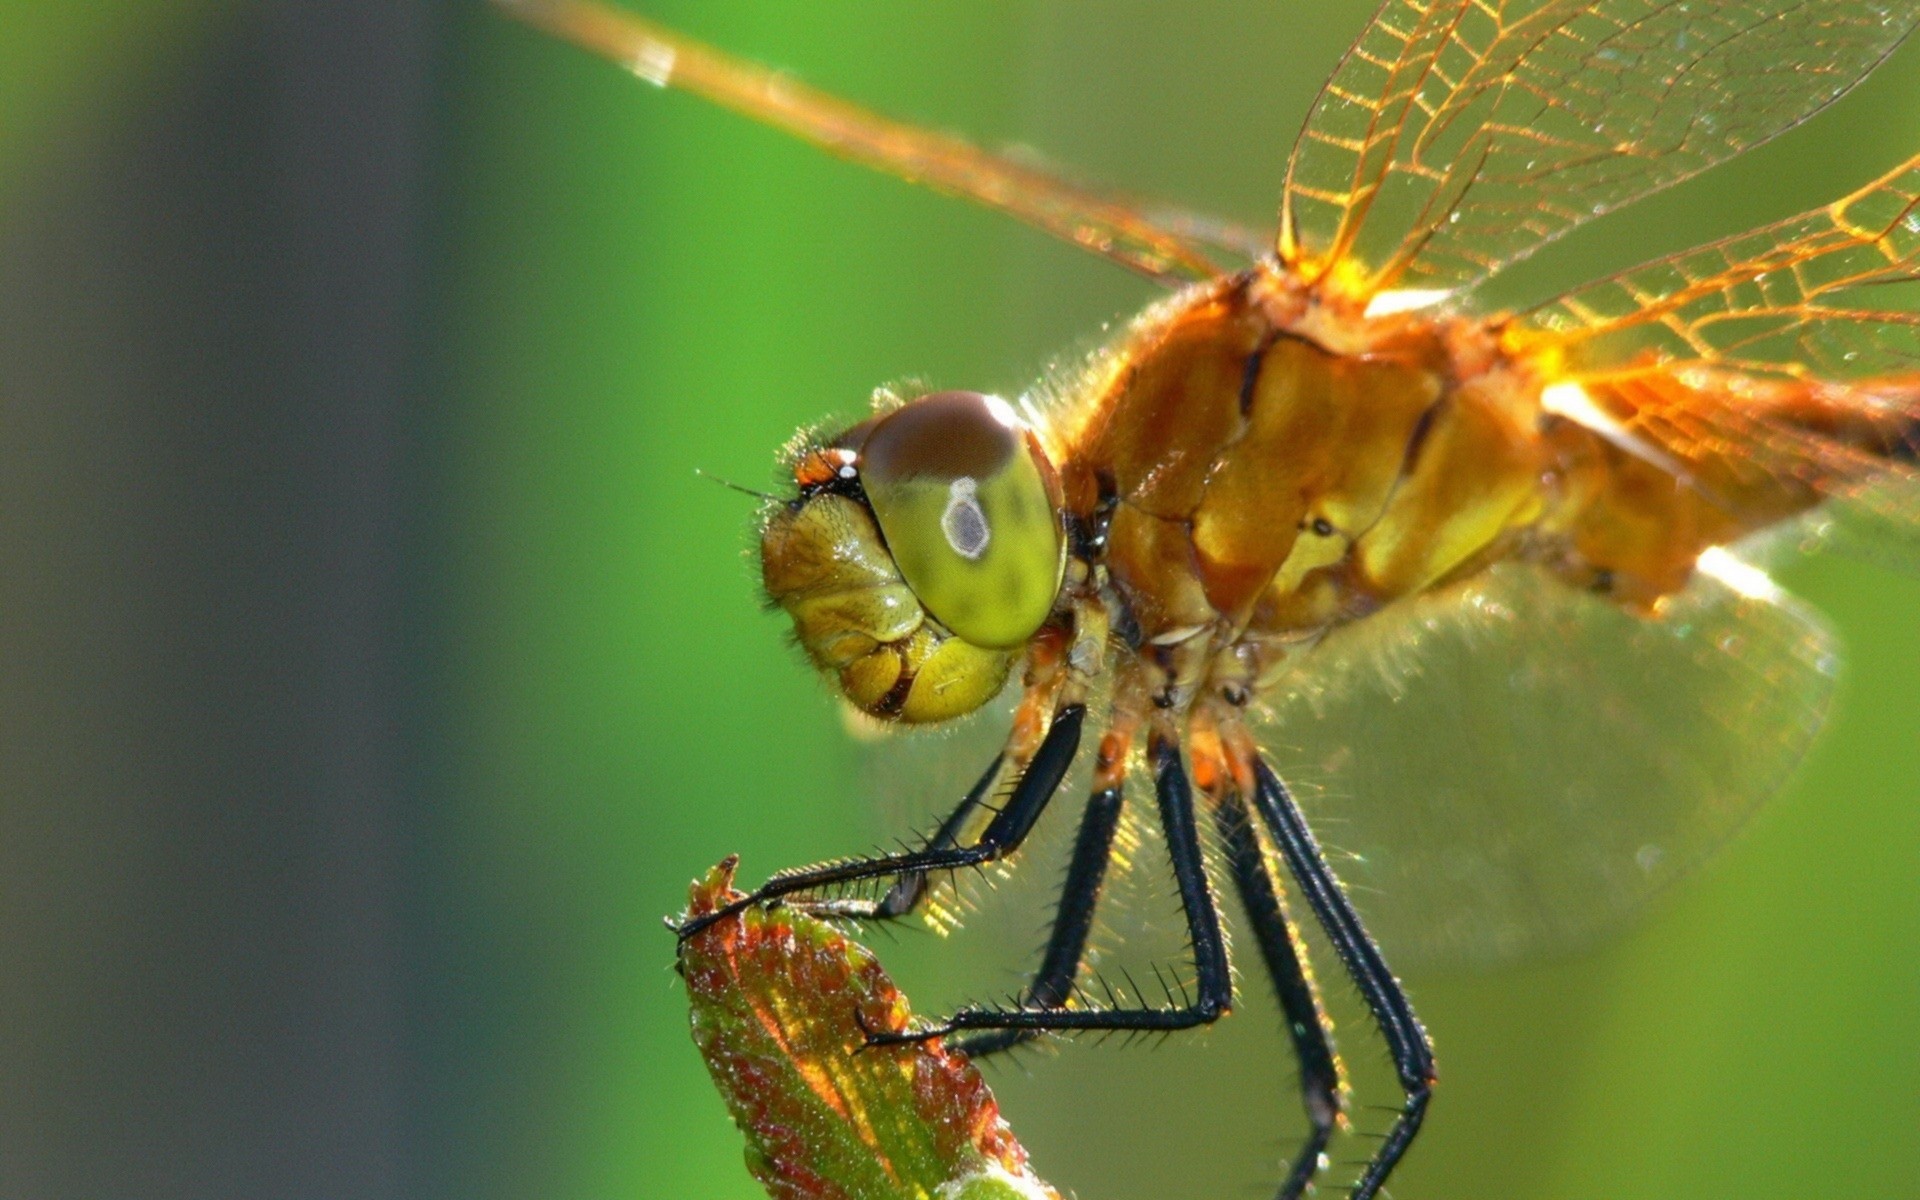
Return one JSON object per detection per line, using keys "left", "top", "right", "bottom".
{"left": 1256, "top": 558, "right": 1838, "bottom": 968}
{"left": 1515, "top": 151, "right": 1920, "bottom": 571}
{"left": 1281, "top": 0, "right": 1919, "bottom": 302}
{"left": 495, "top": 0, "right": 1241, "bottom": 285}
{"left": 1523, "top": 152, "right": 1920, "bottom": 379}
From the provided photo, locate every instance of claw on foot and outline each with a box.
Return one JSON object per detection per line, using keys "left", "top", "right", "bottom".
{"left": 670, "top": 854, "right": 756, "bottom": 945}
{"left": 851, "top": 999, "right": 947, "bottom": 1051}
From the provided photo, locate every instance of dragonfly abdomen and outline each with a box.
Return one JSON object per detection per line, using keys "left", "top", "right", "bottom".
{"left": 1529, "top": 365, "right": 1920, "bottom": 606}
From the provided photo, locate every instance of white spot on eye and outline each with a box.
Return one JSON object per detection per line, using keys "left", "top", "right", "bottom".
{"left": 837, "top": 464, "right": 856, "bottom": 479}
{"left": 941, "top": 477, "right": 991, "bottom": 560}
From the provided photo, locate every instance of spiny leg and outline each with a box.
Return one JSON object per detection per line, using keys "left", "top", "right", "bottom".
{"left": 1212, "top": 788, "right": 1347, "bottom": 1200}
{"left": 949, "top": 781, "right": 1125, "bottom": 1059}
{"left": 675, "top": 703, "right": 1084, "bottom": 943}
{"left": 952, "top": 717, "right": 1138, "bottom": 1059}
{"left": 866, "top": 734, "right": 1231, "bottom": 1045}
{"left": 792, "top": 751, "right": 1003, "bottom": 924}
{"left": 1250, "top": 755, "right": 1434, "bottom": 1200}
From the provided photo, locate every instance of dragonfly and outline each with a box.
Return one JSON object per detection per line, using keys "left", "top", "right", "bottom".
{"left": 498, "top": 1, "right": 1920, "bottom": 1197}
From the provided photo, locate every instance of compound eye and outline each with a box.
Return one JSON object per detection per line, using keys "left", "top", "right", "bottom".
{"left": 858, "top": 391, "right": 1064, "bottom": 649}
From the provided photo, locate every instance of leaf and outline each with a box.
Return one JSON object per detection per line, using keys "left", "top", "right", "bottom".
{"left": 678, "top": 859, "right": 1061, "bottom": 1200}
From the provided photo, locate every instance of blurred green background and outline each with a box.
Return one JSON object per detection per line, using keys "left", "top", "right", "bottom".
{"left": 2, "top": 2, "right": 1916, "bottom": 1198}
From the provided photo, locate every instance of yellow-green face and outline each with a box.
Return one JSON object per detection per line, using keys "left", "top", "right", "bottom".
{"left": 759, "top": 391, "right": 1067, "bottom": 724}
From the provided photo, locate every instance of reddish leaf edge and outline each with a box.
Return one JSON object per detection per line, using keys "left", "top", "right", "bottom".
{"left": 677, "top": 857, "right": 1061, "bottom": 1200}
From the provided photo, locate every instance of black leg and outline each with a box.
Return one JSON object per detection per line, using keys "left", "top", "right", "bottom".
{"left": 867, "top": 737, "right": 1231, "bottom": 1044}
{"left": 1213, "top": 789, "right": 1344, "bottom": 1200}
{"left": 795, "top": 751, "right": 1003, "bottom": 923}
{"left": 950, "top": 782, "right": 1125, "bottom": 1059}
{"left": 676, "top": 704, "right": 1085, "bottom": 942}
{"left": 1252, "top": 757, "right": 1434, "bottom": 1200}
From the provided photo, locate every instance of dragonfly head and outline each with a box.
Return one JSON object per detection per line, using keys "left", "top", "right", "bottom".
{"left": 759, "top": 390, "right": 1067, "bottom": 724}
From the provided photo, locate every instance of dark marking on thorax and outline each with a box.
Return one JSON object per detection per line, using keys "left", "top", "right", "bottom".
{"left": 1398, "top": 396, "right": 1444, "bottom": 478}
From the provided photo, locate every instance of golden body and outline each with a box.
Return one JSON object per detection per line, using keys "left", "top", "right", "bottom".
{"left": 1047, "top": 262, "right": 1906, "bottom": 787}
{"left": 501, "top": 2, "right": 1920, "bottom": 1197}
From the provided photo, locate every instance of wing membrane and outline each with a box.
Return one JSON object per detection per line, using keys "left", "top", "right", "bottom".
{"left": 495, "top": 0, "right": 1240, "bottom": 285}
{"left": 1517, "top": 152, "right": 1920, "bottom": 568}
{"left": 1283, "top": 0, "right": 1919, "bottom": 301}
{"left": 1257, "top": 559, "right": 1837, "bottom": 967}
{"left": 1524, "top": 153, "right": 1920, "bottom": 378}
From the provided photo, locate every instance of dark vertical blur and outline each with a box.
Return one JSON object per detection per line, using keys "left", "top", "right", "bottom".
{"left": 0, "top": 3, "right": 430, "bottom": 1197}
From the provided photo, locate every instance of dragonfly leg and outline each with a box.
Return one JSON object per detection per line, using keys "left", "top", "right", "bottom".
{"left": 674, "top": 703, "right": 1084, "bottom": 943}
{"left": 952, "top": 714, "right": 1138, "bottom": 1058}
{"left": 1251, "top": 756, "right": 1434, "bottom": 1200}
{"left": 1212, "top": 787, "right": 1347, "bottom": 1200}
{"left": 865, "top": 735, "right": 1232, "bottom": 1045}
{"left": 788, "top": 751, "right": 1004, "bottom": 924}
{"left": 947, "top": 780, "right": 1125, "bottom": 1059}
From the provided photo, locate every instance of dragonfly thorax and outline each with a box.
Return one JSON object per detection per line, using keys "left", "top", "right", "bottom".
{"left": 1055, "top": 268, "right": 1548, "bottom": 708}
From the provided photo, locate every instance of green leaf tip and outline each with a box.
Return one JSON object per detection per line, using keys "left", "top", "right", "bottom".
{"left": 938, "top": 1163, "right": 1062, "bottom": 1200}
{"left": 678, "top": 858, "right": 1061, "bottom": 1200}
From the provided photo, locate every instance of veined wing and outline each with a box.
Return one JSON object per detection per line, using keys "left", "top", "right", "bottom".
{"left": 1515, "top": 150, "right": 1920, "bottom": 568}
{"left": 494, "top": 0, "right": 1249, "bottom": 285}
{"left": 1257, "top": 558, "right": 1837, "bottom": 968}
{"left": 1523, "top": 150, "right": 1920, "bottom": 380}
{"left": 1282, "top": 0, "right": 1919, "bottom": 304}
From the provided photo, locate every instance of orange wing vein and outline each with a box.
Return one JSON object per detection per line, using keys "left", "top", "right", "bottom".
{"left": 1283, "top": 0, "right": 1920, "bottom": 304}
{"left": 494, "top": 0, "right": 1246, "bottom": 285}
{"left": 1523, "top": 152, "right": 1920, "bottom": 379}
{"left": 1515, "top": 151, "right": 1920, "bottom": 552}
